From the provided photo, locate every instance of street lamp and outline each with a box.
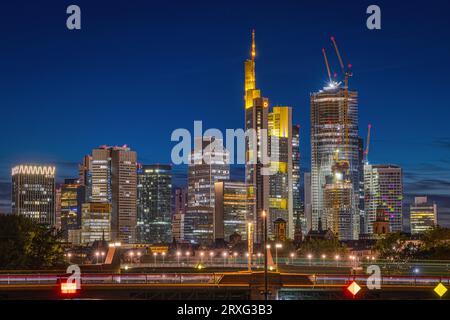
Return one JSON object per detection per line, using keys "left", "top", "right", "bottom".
{"left": 290, "top": 252, "right": 295, "bottom": 264}
{"left": 275, "top": 243, "right": 282, "bottom": 269}
{"left": 153, "top": 252, "right": 157, "bottom": 265}
{"left": 176, "top": 251, "right": 181, "bottom": 266}
{"left": 307, "top": 254, "right": 312, "bottom": 266}
{"left": 162, "top": 252, "right": 166, "bottom": 265}
{"left": 209, "top": 251, "right": 214, "bottom": 264}
{"left": 67, "top": 253, "right": 72, "bottom": 264}
{"left": 200, "top": 251, "right": 205, "bottom": 263}
{"left": 335, "top": 255, "right": 340, "bottom": 267}
{"left": 233, "top": 252, "right": 238, "bottom": 265}
{"left": 321, "top": 254, "right": 326, "bottom": 266}
{"left": 257, "top": 253, "right": 262, "bottom": 266}
{"left": 95, "top": 251, "right": 100, "bottom": 264}
{"left": 186, "top": 251, "right": 191, "bottom": 265}
{"left": 101, "top": 251, "right": 105, "bottom": 263}
{"left": 262, "top": 210, "right": 268, "bottom": 301}
{"left": 222, "top": 252, "right": 228, "bottom": 267}
{"left": 129, "top": 251, "right": 134, "bottom": 263}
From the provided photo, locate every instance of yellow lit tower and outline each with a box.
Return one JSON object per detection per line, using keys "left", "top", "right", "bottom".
{"left": 244, "top": 30, "right": 270, "bottom": 243}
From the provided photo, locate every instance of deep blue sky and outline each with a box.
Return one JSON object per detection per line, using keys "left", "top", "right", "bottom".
{"left": 1, "top": 0, "right": 450, "bottom": 228}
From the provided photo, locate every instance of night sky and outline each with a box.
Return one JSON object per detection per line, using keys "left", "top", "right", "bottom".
{"left": 1, "top": 0, "right": 450, "bottom": 228}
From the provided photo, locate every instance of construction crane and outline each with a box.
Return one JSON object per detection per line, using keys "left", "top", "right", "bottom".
{"left": 330, "top": 36, "right": 353, "bottom": 160}
{"left": 322, "top": 48, "right": 332, "bottom": 83}
{"left": 330, "top": 36, "right": 353, "bottom": 88}
{"left": 365, "top": 124, "right": 372, "bottom": 163}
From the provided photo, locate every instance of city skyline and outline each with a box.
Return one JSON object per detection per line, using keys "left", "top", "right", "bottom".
{"left": 1, "top": 1, "right": 450, "bottom": 229}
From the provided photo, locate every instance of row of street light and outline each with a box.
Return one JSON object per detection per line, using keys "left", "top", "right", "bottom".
{"left": 123, "top": 249, "right": 376, "bottom": 267}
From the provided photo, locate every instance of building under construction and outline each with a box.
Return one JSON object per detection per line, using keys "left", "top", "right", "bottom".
{"left": 310, "top": 37, "right": 360, "bottom": 240}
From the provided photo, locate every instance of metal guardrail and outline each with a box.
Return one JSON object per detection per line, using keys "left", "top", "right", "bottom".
{"left": 0, "top": 273, "right": 220, "bottom": 285}
{"left": 314, "top": 274, "right": 450, "bottom": 286}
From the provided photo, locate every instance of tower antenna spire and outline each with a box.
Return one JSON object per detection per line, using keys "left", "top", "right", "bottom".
{"left": 251, "top": 29, "right": 256, "bottom": 61}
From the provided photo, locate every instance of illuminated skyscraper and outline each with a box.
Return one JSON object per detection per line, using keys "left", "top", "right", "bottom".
{"left": 268, "top": 106, "right": 294, "bottom": 238}
{"left": 310, "top": 84, "right": 360, "bottom": 240}
{"left": 410, "top": 196, "right": 437, "bottom": 235}
{"left": 214, "top": 181, "right": 251, "bottom": 242}
{"left": 110, "top": 146, "right": 137, "bottom": 243}
{"left": 323, "top": 154, "right": 355, "bottom": 240}
{"left": 173, "top": 187, "right": 187, "bottom": 242}
{"left": 137, "top": 164, "right": 172, "bottom": 244}
{"left": 60, "top": 178, "right": 85, "bottom": 241}
{"left": 81, "top": 202, "right": 111, "bottom": 243}
{"left": 185, "top": 137, "right": 230, "bottom": 245}
{"left": 79, "top": 155, "right": 92, "bottom": 202}
{"left": 292, "top": 124, "right": 304, "bottom": 234}
{"left": 81, "top": 145, "right": 137, "bottom": 243}
{"left": 244, "top": 30, "right": 270, "bottom": 243}
{"left": 364, "top": 164, "right": 403, "bottom": 233}
{"left": 11, "top": 165, "right": 56, "bottom": 226}
{"left": 304, "top": 172, "right": 312, "bottom": 232}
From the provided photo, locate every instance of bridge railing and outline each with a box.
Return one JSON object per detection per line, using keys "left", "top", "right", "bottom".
{"left": 0, "top": 273, "right": 221, "bottom": 285}
{"left": 314, "top": 274, "right": 450, "bottom": 286}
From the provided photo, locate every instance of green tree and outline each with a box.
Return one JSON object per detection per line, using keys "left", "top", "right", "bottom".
{"left": 297, "top": 238, "right": 348, "bottom": 256}
{"left": 0, "top": 214, "right": 65, "bottom": 269}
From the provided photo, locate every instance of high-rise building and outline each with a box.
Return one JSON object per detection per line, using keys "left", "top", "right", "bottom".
{"left": 60, "top": 178, "right": 85, "bottom": 241}
{"left": 137, "top": 164, "right": 172, "bottom": 244}
{"left": 81, "top": 145, "right": 137, "bottom": 243}
{"left": 292, "top": 124, "right": 304, "bottom": 234}
{"left": 90, "top": 148, "right": 112, "bottom": 203}
{"left": 11, "top": 165, "right": 56, "bottom": 226}
{"left": 185, "top": 137, "right": 230, "bottom": 245}
{"left": 364, "top": 164, "right": 403, "bottom": 233}
{"left": 214, "top": 181, "right": 251, "bottom": 242}
{"left": 310, "top": 84, "right": 360, "bottom": 240}
{"left": 55, "top": 186, "right": 62, "bottom": 230}
{"left": 110, "top": 146, "right": 137, "bottom": 243}
{"left": 323, "top": 154, "right": 355, "bottom": 240}
{"left": 172, "top": 187, "right": 187, "bottom": 242}
{"left": 410, "top": 196, "right": 437, "bottom": 235}
{"left": 81, "top": 202, "right": 111, "bottom": 243}
{"left": 79, "top": 155, "right": 92, "bottom": 202}
{"left": 304, "top": 172, "right": 312, "bottom": 232}
{"left": 358, "top": 137, "right": 366, "bottom": 234}
{"left": 244, "top": 31, "right": 270, "bottom": 243}
{"left": 268, "top": 106, "right": 294, "bottom": 238}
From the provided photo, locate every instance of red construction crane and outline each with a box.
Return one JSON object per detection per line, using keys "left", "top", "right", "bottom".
{"left": 365, "top": 124, "right": 372, "bottom": 162}
{"left": 330, "top": 36, "right": 353, "bottom": 87}
{"left": 322, "top": 48, "right": 332, "bottom": 83}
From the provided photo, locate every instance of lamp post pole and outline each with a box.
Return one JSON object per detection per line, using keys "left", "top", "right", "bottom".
{"left": 262, "top": 210, "right": 268, "bottom": 301}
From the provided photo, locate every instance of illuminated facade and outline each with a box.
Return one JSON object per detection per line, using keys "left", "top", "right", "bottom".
{"left": 185, "top": 137, "right": 230, "bottom": 245}
{"left": 244, "top": 30, "right": 270, "bottom": 243}
{"left": 268, "top": 106, "right": 294, "bottom": 238}
{"left": 410, "top": 196, "right": 437, "bottom": 235}
{"left": 90, "top": 148, "right": 112, "bottom": 203}
{"left": 364, "top": 164, "right": 403, "bottom": 233}
{"left": 60, "top": 178, "right": 85, "bottom": 241}
{"left": 173, "top": 187, "right": 187, "bottom": 242}
{"left": 81, "top": 202, "right": 111, "bottom": 243}
{"left": 323, "top": 157, "right": 356, "bottom": 240}
{"left": 81, "top": 146, "right": 137, "bottom": 243}
{"left": 304, "top": 172, "right": 312, "bottom": 232}
{"left": 310, "top": 85, "right": 360, "bottom": 240}
{"left": 137, "top": 164, "right": 172, "bottom": 244}
{"left": 110, "top": 146, "right": 137, "bottom": 243}
{"left": 292, "top": 124, "right": 305, "bottom": 234}
{"left": 214, "top": 181, "right": 252, "bottom": 242}
{"left": 11, "top": 165, "right": 56, "bottom": 226}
